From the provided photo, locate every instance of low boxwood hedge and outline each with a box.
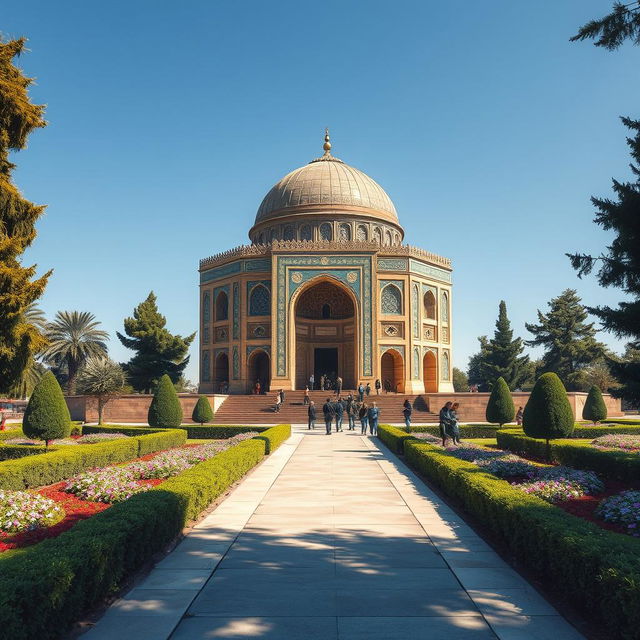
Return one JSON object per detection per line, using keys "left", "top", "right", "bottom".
{"left": 0, "top": 424, "right": 290, "bottom": 640}
{"left": 378, "top": 424, "right": 419, "bottom": 454}
{"left": 0, "top": 444, "right": 50, "bottom": 461}
{"left": 253, "top": 424, "right": 290, "bottom": 454}
{"left": 0, "top": 429, "right": 186, "bottom": 490}
{"left": 496, "top": 430, "right": 640, "bottom": 483}
{"left": 85, "top": 424, "right": 270, "bottom": 439}
{"left": 410, "top": 424, "right": 519, "bottom": 439}
{"left": 0, "top": 428, "right": 25, "bottom": 442}
{"left": 571, "top": 424, "right": 640, "bottom": 437}
{"left": 396, "top": 439, "right": 640, "bottom": 639}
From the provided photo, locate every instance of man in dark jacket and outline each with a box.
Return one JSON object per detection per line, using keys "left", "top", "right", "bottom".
{"left": 346, "top": 394, "right": 355, "bottom": 430}
{"left": 334, "top": 397, "right": 344, "bottom": 432}
{"left": 308, "top": 401, "right": 316, "bottom": 430}
{"left": 439, "top": 401, "right": 453, "bottom": 446}
{"left": 322, "top": 398, "right": 335, "bottom": 435}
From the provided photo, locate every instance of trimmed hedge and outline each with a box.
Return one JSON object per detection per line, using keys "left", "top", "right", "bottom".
{"left": 379, "top": 424, "right": 419, "bottom": 454}
{"left": 0, "top": 429, "right": 186, "bottom": 490}
{"left": 0, "top": 424, "right": 289, "bottom": 640}
{"left": 604, "top": 419, "right": 640, "bottom": 426}
{"left": 410, "top": 424, "right": 515, "bottom": 439}
{"left": 397, "top": 439, "right": 640, "bottom": 639}
{"left": 85, "top": 424, "right": 271, "bottom": 439}
{"left": 0, "top": 428, "right": 25, "bottom": 441}
{"left": 0, "top": 444, "right": 50, "bottom": 461}
{"left": 252, "top": 423, "right": 291, "bottom": 454}
{"left": 571, "top": 424, "right": 640, "bottom": 437}
{"left": 496, "top": 430, "right": 640, "bottom": 484}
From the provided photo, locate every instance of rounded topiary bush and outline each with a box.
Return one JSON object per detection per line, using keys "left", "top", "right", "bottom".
{"left": 192, "top": 395, "right": 213, "bottom": 425}
{"left": 148, "top": 374, "right": 183, "bottom": 428}
{"left": 23, "top": 371, "right": 72, "bottom": 447}
{"left": 582, "top": 385, "right": 607, "bottom": 424}
{"left": 485, "top": 377, "right": 515, "bottom": 426}
{"left": 523, "top": 373, "right": 574, "bottom": 454}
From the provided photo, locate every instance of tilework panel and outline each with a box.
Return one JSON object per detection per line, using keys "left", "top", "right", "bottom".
{"left": 410, "top": 259, "right": 452, "bottom": 283}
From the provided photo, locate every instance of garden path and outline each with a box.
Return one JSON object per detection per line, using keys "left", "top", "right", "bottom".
{"left": 83, "top": 427, "right": 585, "bottom": 640}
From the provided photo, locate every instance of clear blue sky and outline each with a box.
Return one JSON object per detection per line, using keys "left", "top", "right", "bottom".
{"left": 3, "top": 1, "right": 639, "bottom": 384}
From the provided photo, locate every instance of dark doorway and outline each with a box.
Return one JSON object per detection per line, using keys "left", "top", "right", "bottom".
{"left": 248, "top": 350, "right": 270, "bottom": 394}
{"left": 314, "top": 348, "right": 338, "bottom": 386}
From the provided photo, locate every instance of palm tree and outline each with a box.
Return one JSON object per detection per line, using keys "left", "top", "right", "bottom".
{"left": 43, "top": 311, "right": 109, "bottom": 394}
{"left": 77, "top": 357, "right": 127, "bottom": 424}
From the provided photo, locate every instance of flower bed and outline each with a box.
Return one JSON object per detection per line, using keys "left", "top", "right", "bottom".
{"left": 597, "top": 490, "right": 640, "bottom": 537}
{"left": 0, "top": 490, "right": 65, "bottom": 533}
{"left": 592, "top": 434, "right": 640, "bottom": 452}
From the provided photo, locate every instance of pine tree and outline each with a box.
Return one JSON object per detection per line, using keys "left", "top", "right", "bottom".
{"left": 23, "top": 371, "right": 71, "bottom": 447}
{"left": 0, "top": 39, "right": 50, "bottom": 393}
{"left": 192, "top": 395, "right": 213, "bottom": 425}
{"left": 571, "top": 1, "right": 640, "bottom": 50}
{"left": 567, "top": 118, "right": 640, "bottom": 404}
{"left": 525, "top": 289, "right": 606, "bottom": 391}
{"left": 582, "top": 385, "right": 608, "bottom": 424}
{"left": 118, "top": 292, "right": 195, "bottom": 393}
{"left": 482, "top": 301, "right": 529, "bottom": 390}
{"left": 485, "top": 377, "right": 515, "bottom": 426}
{"left": 148, "top": 374, "right": 183, "bottom": 428}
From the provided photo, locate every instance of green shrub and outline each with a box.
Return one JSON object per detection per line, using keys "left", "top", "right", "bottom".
{"left": 0, "top": 434, "right": 270, "bottom": 640}
{"left": 397, "top": 439, "right": 640, "bottom": 640}
{"left": 604, "top": 419, "right": 640, "bottom": 426}
{"left": 485, "top": 377, "right": 515, "bottom": 426}
{"left": 583, "top": 386, "right": 608, "bottom": 423}
{"left": 0, "top": 429, "right": 25, "bottom": 442}
{"left": 253, "top": 424, "right": 291, "bottom": 454}
{"left": 85, "top": 424, "right": 270, "bottom": 439}
{"left": 23, "top": 372, "right": 72, "bottom": 446}
{"left": 410, "top": 424, "right": 512, "bottom": 439}
{"left": 191, "top": 396, "right": 214, "bottom": 424}
{"left": 571, "top": 424, "right": 640, "bottom": 437}
{"left": 523, "top": 373, "right": 574, "bottom": 454}
{"left": 378, "top": 424, "right": 419, "bottom": 454}
{"left": 148, "top": 374, "right": 182, "bottom": 428}
{"left": 496, "top": 429, "right": 640, "bottom": 484}
{"left": 0, "top": 444, "right": 50, "bottom": 461}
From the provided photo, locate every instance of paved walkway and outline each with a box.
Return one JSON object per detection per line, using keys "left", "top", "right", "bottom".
{"left": 84, "top": 428, "right": 585, "bottom": 640}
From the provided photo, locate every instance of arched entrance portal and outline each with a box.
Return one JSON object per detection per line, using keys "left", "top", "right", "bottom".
{"left": 214, "top": 352, "right": 229, "bottom": 393}
{"left": 248, "top": 350, "right": 270, "bottom": 394}
{"left": 380, "top": 349, "right": 405, "bottom": 393}
{"left": 293, "top": 279, "right": 357, "bottom": 390}
{"left": 423, "top": 351, "right": 438, "bottom": 393}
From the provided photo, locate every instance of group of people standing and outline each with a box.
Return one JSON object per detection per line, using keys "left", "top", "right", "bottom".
{"left": 438, "top": 401, "right": 461, "bottom": 445}
{"left": 306, "top": 395, "right": 381, "bottom": 435}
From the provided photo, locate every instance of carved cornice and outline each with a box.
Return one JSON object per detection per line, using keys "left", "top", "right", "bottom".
{"left": 199, "top": 240, "right": 451, "bottom": 271}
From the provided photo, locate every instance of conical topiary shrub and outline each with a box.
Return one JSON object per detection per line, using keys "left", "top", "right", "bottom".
{"left": 148, "top": 374, "right": 183, "bottom": 428}
{"left": 582, "top": 385, "right": 607, "bottom": 424}
{"left": 23, "top": 371, "right": 72, "bottom": 447}
{"left": 192, "top": 395, "right": 213, "bottom": 425}
{"left": 485, "top": 377, "right": 515, "bottom": 426}
{"left": 523, "top": 372, "right": 574, "bottom": 459}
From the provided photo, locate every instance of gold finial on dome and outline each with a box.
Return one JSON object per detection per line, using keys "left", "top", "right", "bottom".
{"left": 323, "top": 127, "right": 332, "bottom": 155}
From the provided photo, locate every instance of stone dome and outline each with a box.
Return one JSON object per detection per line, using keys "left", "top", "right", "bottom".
{"left": 254, "top": 134, "right": 398, "bottom": 226}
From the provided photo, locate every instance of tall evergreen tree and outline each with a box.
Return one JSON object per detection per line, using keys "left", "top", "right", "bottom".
{"left": 481, "top": 301, "right": 529, "bottom": 390}
{"left": 567, "top": 118, "right": 640, "bottom": 404}
{"left": 525, "top": 289, "right": 606, "bottom": 391}
{"left": 571, "top": 1, "right": 640, "bottom": 50}
{"left": 467, "top": 336, "right": 489, "bottom": 390}
{"left": 118, "top": 292, "right": 195, "bottom": 393}
{"left": 0, "top": 39, "right": 50, "bottom": 393}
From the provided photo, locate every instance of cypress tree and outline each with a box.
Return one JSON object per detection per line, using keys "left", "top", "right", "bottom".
{"left": 0, "top": 39, "right": 50, "bottom": 393}
{"left": 148, "top": 374, "right": 183, "bottom": 428}
{"left": 482, "top": 301, "right": 529, "bottom": 390}
{"left": 118, "top": 292, "right": 195, "bottom": 393}
{"left": 525, "top": 289, "right": 605, "bottom": 391}
{"left": 582, "top": 385, "right": 608, "bottom": 424}
{"left": 23, "top": 370, "right": 71, "bottom": 447}
{"left": 192, "top": 395, "right": 213, "bottom": 425}
{"left": 523, "top": 373, "right": 575, "bottom": 459}
{"left": 485, "top": 376, "right": 515, "bottom": 426}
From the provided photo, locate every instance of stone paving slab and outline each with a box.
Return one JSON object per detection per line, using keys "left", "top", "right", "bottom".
{"left": 84, "top": 427, "right": 585, "bottom": 640}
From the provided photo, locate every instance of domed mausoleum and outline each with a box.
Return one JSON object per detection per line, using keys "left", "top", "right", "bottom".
{"left": 199, "top": 132, "right": 453, "bottom": 394}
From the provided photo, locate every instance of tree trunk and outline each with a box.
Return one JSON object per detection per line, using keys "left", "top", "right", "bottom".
{"left": 67, "top": 357, "right": 79, "bottom": 395}
{"left": 98, "top": 397, "right": 104, "bottom": 425}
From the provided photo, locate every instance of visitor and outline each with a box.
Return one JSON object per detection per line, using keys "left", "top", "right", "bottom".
{"left": 365, "top": 382, "right": 371, "bottom": 396}
{"left": 279, "top": 389, "right": 285, "bottom": 405}
{"left": 320, "top": 374, "right": 326, "bottom": 391}
{"left": 254, "top": 380, "right": 261, "bottom": 395}
{"left": 439, "top": 401, "right": 453, "bottom": 446}
{"left": 375, "top": 378, "right": 381, "bottom": 395}
{"left": 368, "top": 402, "right": 380, "bottom": 435}
{"left": 403, "top": 399, "right": 413, "bottom": 430}
{"left": 346, "top": 394, "right": 355, "bottom": 430}
{"left": 516, "top": 406, "right": 524, "bottom": 426}
{"left": 449, "top": 402, "right": 461, "bottom": 445}
{"left": 334, "top": 396, "right": 344, "bottom": 432}
{"left": 357, "top": 382, "right": 365, "bottom": 402}
{"left": 303, "top": 385, "right": 310, "bottom": 405}
{"left": 274, "top": 392, "right": 282, "bottom": 413}
{"left": 308, "top": 401, "right": 316, "bottom": 430}
{"left": 336, "top": 375, "right": 343, "bottom": 396}
{"left": 322, "top": 397, "right": 335, "bottom": 435}
{"left": 309, "top": 373, "right": 315, "bottom": 390}
{"left": 384, "top": 379, "right": 391, "bottom": 394}
{"left": 359, "top": 402, "right": 369, "bottom": 434}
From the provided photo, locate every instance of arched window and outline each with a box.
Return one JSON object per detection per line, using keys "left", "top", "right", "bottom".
{"left": 338, "top": 223, "right": 351, "bottom": 241}
{"left": 202, "top": 292, "right": 211, "bottom": 324}
{"left": 381, "top": 284, "right": 402, "bottom": 315}
{"left": 322, "top": 303, "right": 331, "bottom": 319}
{"left": 424, "top": 290, "right": 436, "bottom": 320}
{"left": 215, "top": 291, "right": 229, "bottom": 321}
{"left": 441, "top": 291, "right": 449, "bottom": 323}
{"left": 283, "top": 225, "right": 295, "bottom": 241}
{"left": 356, "top": 224, "right": 368, "bottom": 241}
{"left": 202, "top": 351, "right": 210, "bottom": 382}
{"left": 300, "top": 224, "right": 312, "bottom": 241}
{"left": 249, "top": 285, "right": 270, "bottom": 316}
{"left": 394, "top": 232, "right": 400, "bottom": 245}
{"left": 412, "top": 284, "right": 419, "bottom": 338}
{"left": 442, "top": 351, "right": 450, "bottom": 380}
{"left": 319, "top": 223, "right": 332, "bottom": 241}
{"left": 258, "top": 232, "right": 265, "bottom": 244}
{"left": 384, "top": 230, "right": 392, "bottom": 246}
{"left": 373, "top": 227, "right": 382, "bottom": 244}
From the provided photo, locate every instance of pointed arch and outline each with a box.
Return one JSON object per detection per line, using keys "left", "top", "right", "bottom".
{"left": 381, "top": 348, "right": 404, "bottom": 393}
{"left": 319, "top": 223, "right": 332, "bottom": 241}
{"left": 424, "top": 289, "right": 436, "bottom": 320}
{"left": 248, "top": 284, "right": 270, "bottom": 316}
{"left": 381, "top": 284, "right": 402, "bottom": 315}
{"left": 423, "top": 350, "right": 438, "bottom": 393}
{"left": 215, "top": 291, "right": 229, "bottom": 321}
{"left": 247, "top": 349, "right": 270, "bottom": 393}
{"left": 441, "top": 291, "right": 449, "bottom": 323}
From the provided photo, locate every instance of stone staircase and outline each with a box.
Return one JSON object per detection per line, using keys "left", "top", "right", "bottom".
{"left": 212, "top": 390, "right": 440, "bottom": 424}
